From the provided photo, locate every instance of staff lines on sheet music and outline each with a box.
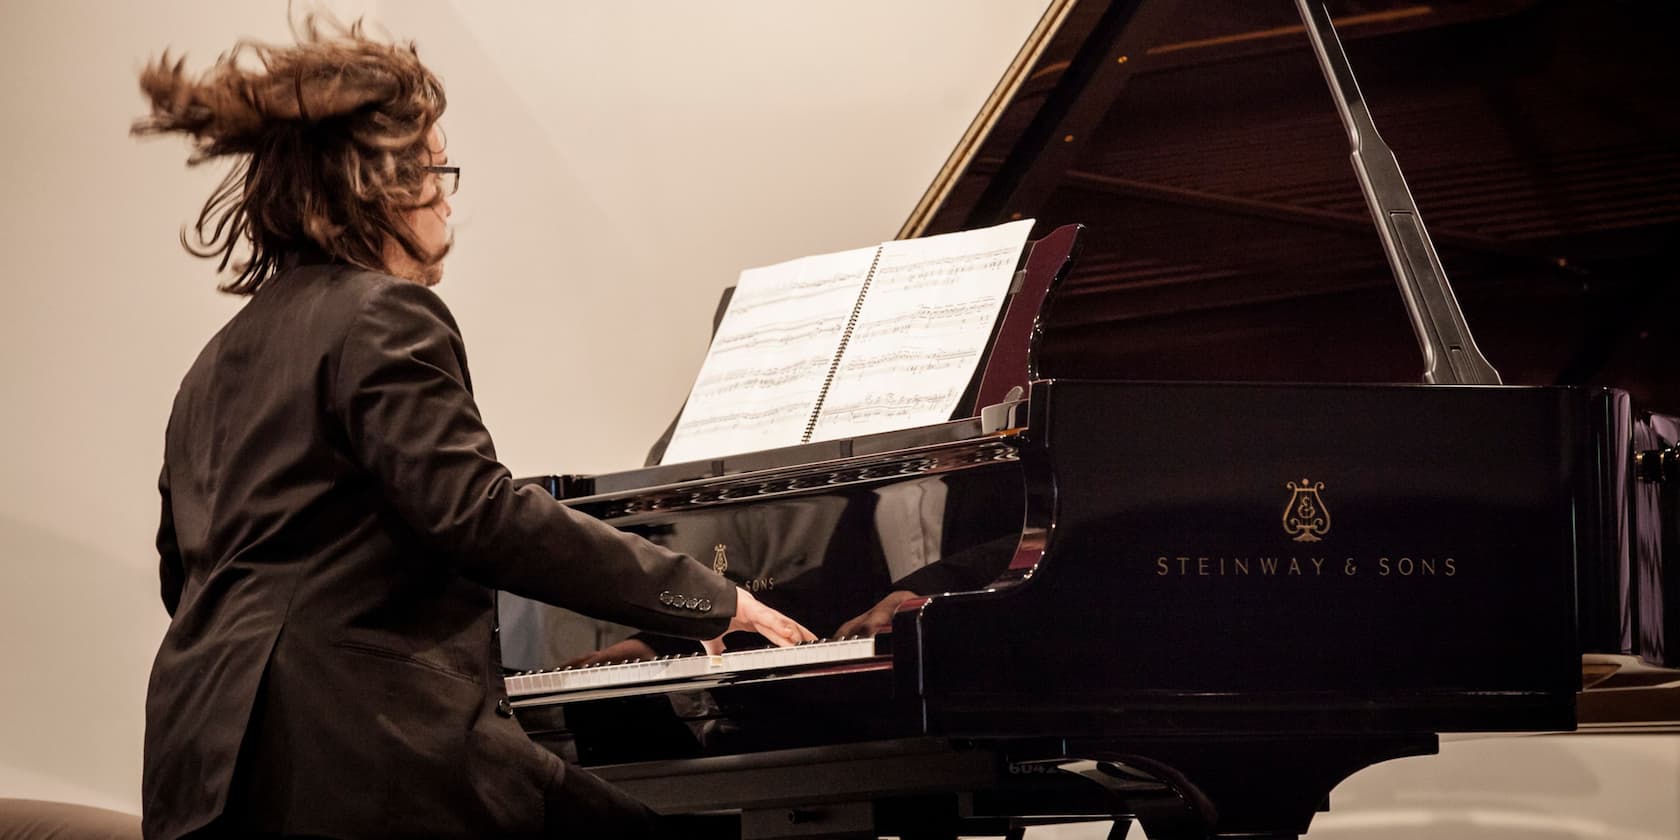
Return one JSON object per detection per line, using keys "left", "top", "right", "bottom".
{"left": 673, "top": 403, "right": 815, "bottom": 434}
{"left": 665, "top": 220, "right": 1033, "bottom": 461}
{"left": 708, "top": 317, "right": 848, "bottom": 353}
{"left": 693, "top": 358, "right": 833, "bottom": 395}
{"left": 801, "top": 246, "right": 885, "bottom": 443}
{"left": 728, "top": 275, "right": 872, "bottom": 317}
{"left": 834, "top": 347, "right": 977, "bottom": 374}
{"left": 817, "top": 391, "right": 956, "bottom": 421}
{"left": 873, "top": 249, "right": 1017, "bottom": 287}
{"left": 877, "top": 245, "right": 1016, "bottom": 270}
{"left": 848, "top": 301, "right": 999, "bottom": 340}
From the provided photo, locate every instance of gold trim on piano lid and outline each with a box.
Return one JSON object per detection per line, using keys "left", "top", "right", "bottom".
{"left": 896, "top": 0, "right": 1082, "bottom": 240}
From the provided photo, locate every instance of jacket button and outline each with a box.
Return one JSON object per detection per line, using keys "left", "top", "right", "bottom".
{"left": 496, "top": 698, "right": 513, "bottom": 718}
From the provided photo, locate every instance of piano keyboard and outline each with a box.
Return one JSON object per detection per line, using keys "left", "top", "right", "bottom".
{"left": 505, "top": 637, "right": 880, "bottom": 705}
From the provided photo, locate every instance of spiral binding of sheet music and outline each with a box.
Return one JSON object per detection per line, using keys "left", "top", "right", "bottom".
{"left": 801, "top": 247, "right": 884, "bottom": 443}
{"left": 659, "top": 219, "right": 1033, "bottom": 463}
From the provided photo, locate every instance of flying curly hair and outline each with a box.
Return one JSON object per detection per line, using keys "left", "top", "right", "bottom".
{"left": 133, "top": 17, "right": 448, "bottom": 294}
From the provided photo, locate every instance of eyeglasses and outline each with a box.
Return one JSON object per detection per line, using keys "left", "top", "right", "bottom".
{"left": 424, "top": 165, "right": 460, "bottom": 197}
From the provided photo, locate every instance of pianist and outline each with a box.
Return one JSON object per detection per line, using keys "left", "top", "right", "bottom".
{"left": 133, "top": 18, "right": 812, "bottom": 839}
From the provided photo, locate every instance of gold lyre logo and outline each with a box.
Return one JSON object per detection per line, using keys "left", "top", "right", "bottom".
{"left": 712, "top": 544, "right": 729, "bottom": 575}
{"left": 1283, "top": 479, "right": 1331, "bottom": 542}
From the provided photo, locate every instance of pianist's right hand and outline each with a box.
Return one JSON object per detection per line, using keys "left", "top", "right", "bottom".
{"left": 836, "top": 590, "right": 920, "bottom": 639}
{"left": 563, "top": 588, "right": 816, "bottom": 666}
{"left": 703, "top": 587, "right": 816, "bottom": 655}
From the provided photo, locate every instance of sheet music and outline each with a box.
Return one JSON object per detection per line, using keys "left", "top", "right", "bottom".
{"left": 808, "top": 219, "right": 1033, "bottom": 442}
{"left": 660, "top": 246, "right": 878, "bottom": 464}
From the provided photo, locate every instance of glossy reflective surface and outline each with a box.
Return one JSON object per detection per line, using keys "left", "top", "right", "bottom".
{"left": 502, "top": 439, "right": 1027, "bottom": 667}
{"left": 912, "top": 380, "right": 1594, "bottom": 735}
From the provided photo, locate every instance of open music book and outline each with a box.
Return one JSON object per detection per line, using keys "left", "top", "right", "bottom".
{"left": 659, "top": 219, "right": 1034, "bottom": 464}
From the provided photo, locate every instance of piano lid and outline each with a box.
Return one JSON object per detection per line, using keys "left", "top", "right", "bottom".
{"left": 900, "top": 0, "right": 1680, "bottom": 409}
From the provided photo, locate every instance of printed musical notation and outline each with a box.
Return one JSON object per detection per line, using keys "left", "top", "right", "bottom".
{"left": 809, "top": 220, "right": 1032, "bottom": 442}
{"left": 661, "top": 220, "right": 1033, "bottom": 463}
{"left": 660, "top": 246, "right": 876, "bottom": 464}
{"left": 810, "top": 390, "right": 959, "bottom": 426}
{"left": 660, "top": 400, "right": 814, "bottom": 437}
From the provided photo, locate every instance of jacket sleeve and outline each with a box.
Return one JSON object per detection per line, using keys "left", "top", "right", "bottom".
{"left": 157, "top": 462, "right": 183, "bottom": 617}
{"left": 330, "top": 278, "right": 735, "bottom": 639}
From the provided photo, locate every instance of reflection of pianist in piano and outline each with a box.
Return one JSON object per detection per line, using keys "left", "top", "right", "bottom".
{"left": 132, "top": 21, "right": 814, "bottom": 840}
{"left": 559, "top": 473, "right": 1022, "bottom": 664}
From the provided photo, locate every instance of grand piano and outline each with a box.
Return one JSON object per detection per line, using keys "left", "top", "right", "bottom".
{"left": 500, "top": 2, "right": 1680, "bottom": 837}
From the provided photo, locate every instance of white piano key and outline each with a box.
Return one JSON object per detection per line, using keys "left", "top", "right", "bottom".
{"left": 505, "top": 637, "right": 877, "bottom": 699}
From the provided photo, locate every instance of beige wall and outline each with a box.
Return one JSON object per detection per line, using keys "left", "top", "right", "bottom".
{"left": 0, "top": 0, "right": 1048, "bottom": 814}
{"left": 0, "top": 1, "right": 1673, "bottom": 837}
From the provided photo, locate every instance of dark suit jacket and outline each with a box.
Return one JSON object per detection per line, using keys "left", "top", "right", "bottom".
{"left": 142, "top": 263, "right": 736, "bottom": 839}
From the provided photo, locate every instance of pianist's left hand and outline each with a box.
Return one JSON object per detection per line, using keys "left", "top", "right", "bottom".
{"left": 836, "top": 590, "right": 919, "bottom": 638}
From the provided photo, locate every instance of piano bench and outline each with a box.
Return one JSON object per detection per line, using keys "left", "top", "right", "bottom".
{"left": 0, "top": 799, "right": 140, "bottom": 840}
